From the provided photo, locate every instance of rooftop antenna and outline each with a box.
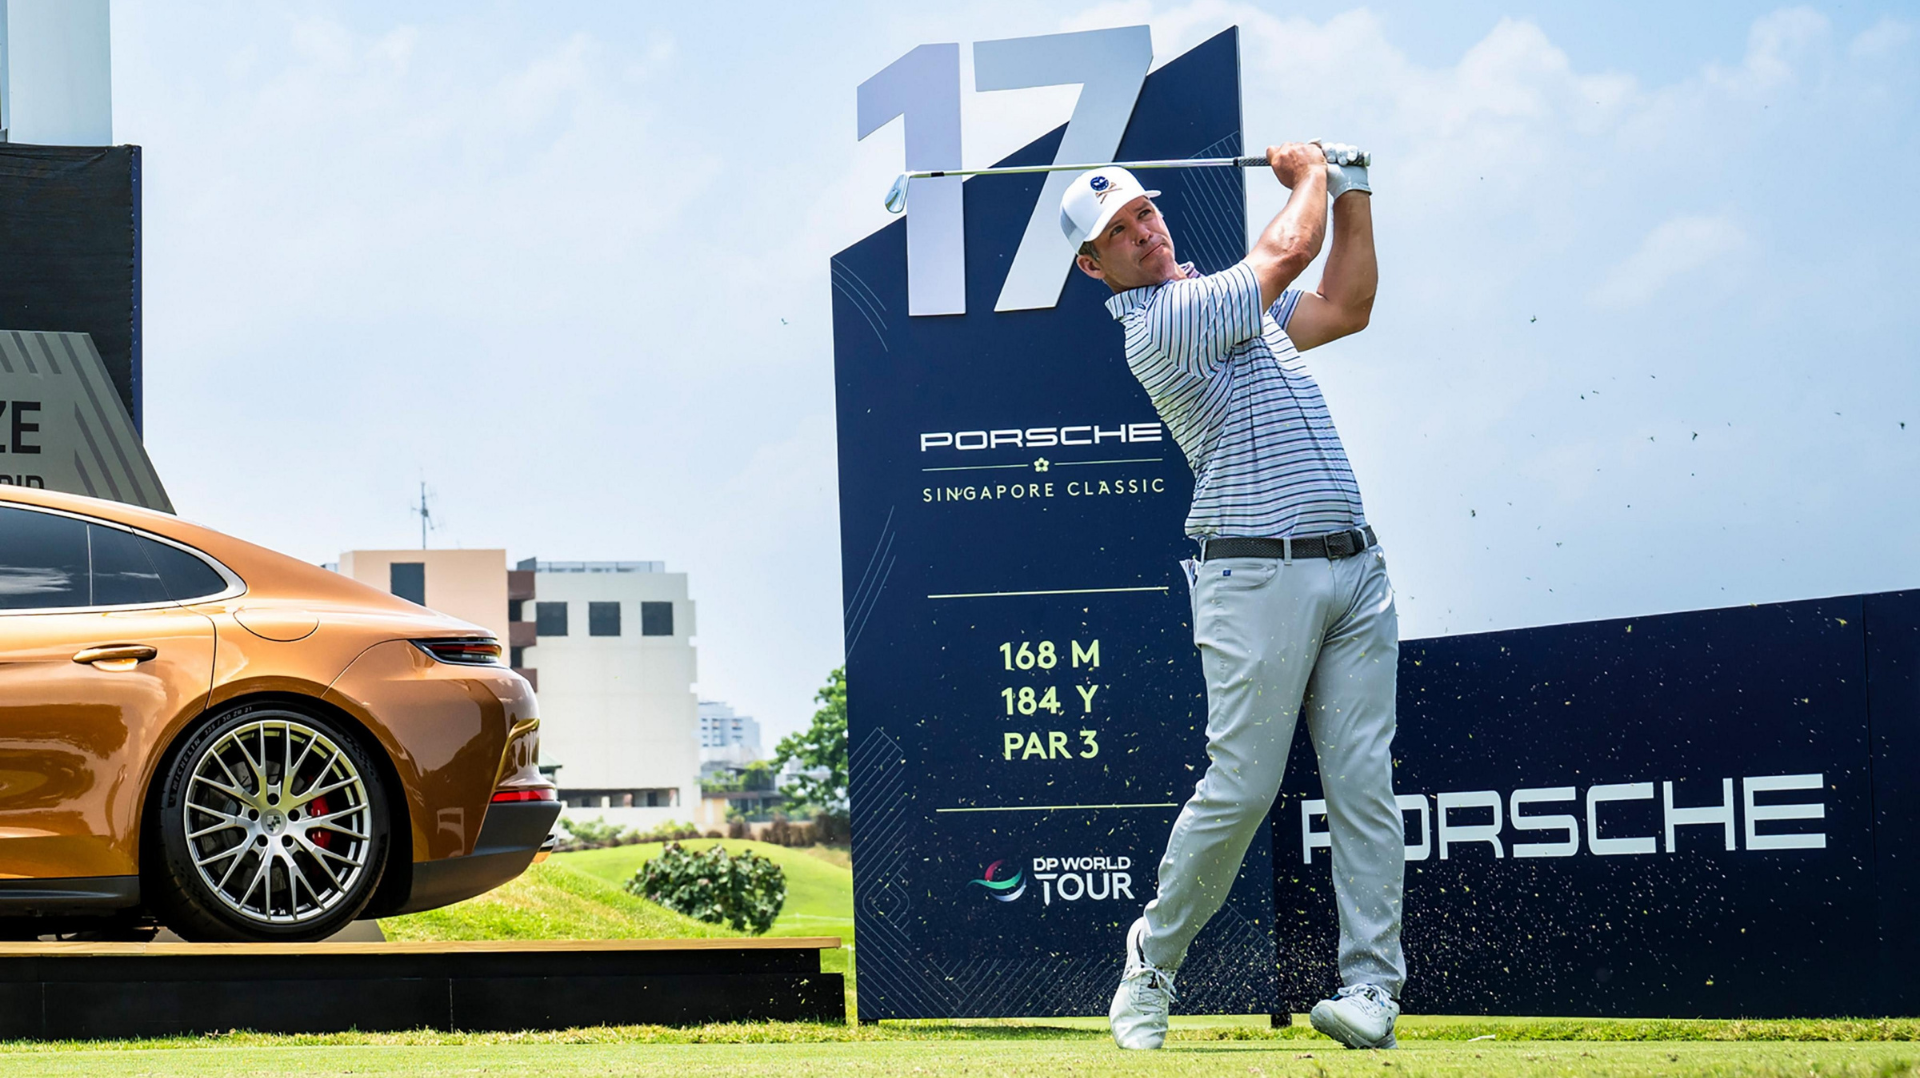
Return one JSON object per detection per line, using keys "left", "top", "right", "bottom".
{"left": 412, "top": 480, "right": 438, "bottom": 549}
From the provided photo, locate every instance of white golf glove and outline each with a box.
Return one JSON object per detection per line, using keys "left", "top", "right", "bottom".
{"left": 1314, "top": 140, "right": 1371, "bottom": 201}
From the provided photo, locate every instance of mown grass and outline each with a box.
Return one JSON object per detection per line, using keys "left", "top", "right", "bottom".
{"left": 0, "top": 1031, "right": 1915, "bottom": 1078}
{"left": 1384, "top": 1015, "right": 1920, "bottom": 1042}
{"left": 4, "top": 1000, "right": 1917, "bottom": 1075}
{"left": 10, "top": 1017, "right": 1916, "bottom": 1049}
{"left": 915, "top": 1015, "right": 1920, "bottom": 1043}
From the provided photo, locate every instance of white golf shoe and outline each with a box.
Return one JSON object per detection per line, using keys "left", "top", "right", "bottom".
{"left": 1108, "top": 917, "right": 1176, "bottom": 1050}
{"left": 1309, "top": 983, "right": 1400, "bottom": 1049}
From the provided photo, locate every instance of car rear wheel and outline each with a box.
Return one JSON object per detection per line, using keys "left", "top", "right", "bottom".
{"left": 149, "top": 702, "right": 390, "bottom": 942}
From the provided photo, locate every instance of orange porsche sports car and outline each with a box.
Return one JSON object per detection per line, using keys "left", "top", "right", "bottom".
{"left": 0, "top": 486, "right": 558, "bottom": 942}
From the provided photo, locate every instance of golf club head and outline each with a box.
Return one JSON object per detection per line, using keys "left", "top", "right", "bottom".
{"left": 884, "top": 173, "right": 910, "bottom": 214}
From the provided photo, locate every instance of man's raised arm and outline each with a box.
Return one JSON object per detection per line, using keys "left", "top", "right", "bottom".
{"left": 1244, "top": 142, "right": 1330, "bottom": 310}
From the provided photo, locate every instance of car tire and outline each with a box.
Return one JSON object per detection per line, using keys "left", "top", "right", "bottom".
{"left": 148, "top": 701, "right": 391, "bottom": 942}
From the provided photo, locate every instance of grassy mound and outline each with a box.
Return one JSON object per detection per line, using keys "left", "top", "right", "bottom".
{"left": 553, "top": 840, "right": 856, "bottom": 1011}
{"left": 378, "top": 840, "right": 856, "bottom": 1015}
{"left": 557, "top": 840, "right": 854, "bottom": 943}
{"left": 379, "top": 860, "right": 740, "bottom": 942}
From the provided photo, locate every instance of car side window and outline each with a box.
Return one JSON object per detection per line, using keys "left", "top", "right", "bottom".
{"left": 89, "top": 524, "right": 173, "bottom": 606}
{"left": 137, "top": 533, "right": 228, "bottom": 601}
{"left": 93, "top": 524, "right": 228, "bottom": 603}
{"left": 0, "top": 506, "right": 90, "bottom": 609}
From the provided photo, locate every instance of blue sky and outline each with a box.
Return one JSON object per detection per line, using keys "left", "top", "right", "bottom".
{"left": 111, "top": 2, "right": 1918, "bottom": 743}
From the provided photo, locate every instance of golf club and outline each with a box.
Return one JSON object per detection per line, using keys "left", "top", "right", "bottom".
{"left": 882, "top": 149, "right": 1371, "bottom": 213}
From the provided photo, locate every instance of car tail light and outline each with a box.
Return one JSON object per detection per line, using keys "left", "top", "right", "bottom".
{"left": 491, "top": 788, "right": 558, "bottom": 803}
{"left": 414, "top": 638, "right": 504, "bottom": 665}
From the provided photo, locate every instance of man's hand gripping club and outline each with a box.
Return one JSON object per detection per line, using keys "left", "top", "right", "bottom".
{"left": 1315, "top": 140, "right": 1371, "bottom": 202}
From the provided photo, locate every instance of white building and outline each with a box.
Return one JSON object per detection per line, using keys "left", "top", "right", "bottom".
{"left": 698, "top": 700, "right": 764, "bottom": 770}
{"left": 520, "top": 559, "right": 700, "bottom": 829}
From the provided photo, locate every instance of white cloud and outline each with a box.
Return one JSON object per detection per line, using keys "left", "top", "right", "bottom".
{"left": 1590, "top": 213, "right": 1751, "bottom": 308}
{"left": 1851, "top": 17, "right": 1913, "bottom": 58}
{"left": 1707, "top": 7, "right": 1829, "bottom": 96}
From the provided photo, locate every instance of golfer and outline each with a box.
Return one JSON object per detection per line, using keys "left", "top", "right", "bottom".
{"left": 1061, "top": 142, "right": 1404, "bottom": 1051}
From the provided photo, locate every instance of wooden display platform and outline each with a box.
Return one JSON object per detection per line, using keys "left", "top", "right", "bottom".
{"left": 0, "top": 937, "right": 844, "bottom": 1039}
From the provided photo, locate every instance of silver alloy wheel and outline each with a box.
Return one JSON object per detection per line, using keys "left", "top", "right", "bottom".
{"left": 181, "top": 713, "right": 374, "bottom": 926}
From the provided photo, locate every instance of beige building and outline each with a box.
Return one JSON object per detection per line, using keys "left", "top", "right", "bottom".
{"left": 334, "top": 548, "right": 537, "bottom": 686}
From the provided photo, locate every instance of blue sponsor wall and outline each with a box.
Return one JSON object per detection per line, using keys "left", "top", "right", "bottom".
{"left": 1274, "top": 588, "right": 1920, "bottom": 1018}
{"left": 833, "top": 29, "right": 1275, "bottom": 1020}
{"left": 1867, "top": 589, "right": 1920, "bottom": 1016}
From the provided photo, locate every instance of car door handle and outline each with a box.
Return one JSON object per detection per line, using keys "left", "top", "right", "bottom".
{"left": 73, "top": 644, "right": 159, "bottom": 669}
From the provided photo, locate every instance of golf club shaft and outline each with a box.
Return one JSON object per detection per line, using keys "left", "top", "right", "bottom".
{"left": 902, "top": 155, "right": 1273, "bottom": 181}
{"left": 884, "top": 150, "right": 1370, "bottom": 213}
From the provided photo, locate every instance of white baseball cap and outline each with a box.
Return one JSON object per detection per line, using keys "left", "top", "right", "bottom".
{"left": 1059, "top": 166, "right": 1161, "bottom": 250}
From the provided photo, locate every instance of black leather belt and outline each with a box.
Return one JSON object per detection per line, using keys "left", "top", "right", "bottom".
{"left": 1200, "top": 526, "right": 1377, "bottom": 561}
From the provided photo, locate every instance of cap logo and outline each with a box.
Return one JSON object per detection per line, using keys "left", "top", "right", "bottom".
{"left": 1088, "top": 175, "right": 1110, "bottom": 192}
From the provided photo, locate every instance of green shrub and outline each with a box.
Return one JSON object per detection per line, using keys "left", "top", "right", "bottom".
{"left": 558, "top": 817, "right": 708, "bottom": 852}
{"left": 763, "top": 815, "right": 813, "bottom": 847}
{"left": 634, "top": 819, "right": 702, "bottom": 844}
{"left": 558, "top": 816, "right": 628, "bottom": 847}
{"left": 627, "top": 842, "right": 786, "bottom": 934}
{"left": 811, "top": 811, "right": 850, "bottom": 845}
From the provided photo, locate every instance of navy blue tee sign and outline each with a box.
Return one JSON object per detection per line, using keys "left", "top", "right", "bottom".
{"left": 832, "top": 29, "right": 1274, "bottom": 1020}
{"left": 835, "top": 21, "right": 1920, "bottom": 1022}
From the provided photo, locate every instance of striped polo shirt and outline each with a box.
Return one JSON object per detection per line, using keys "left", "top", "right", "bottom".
{"left": 1106, "top": 261, "right": 1367, "bottom": 539}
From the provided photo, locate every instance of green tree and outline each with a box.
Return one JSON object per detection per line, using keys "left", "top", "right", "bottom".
{"left": 771, "top": 666, "right": 848, "bottom": 819}
{"left": 740, "top": 759, "right": 775, "bottom": 791}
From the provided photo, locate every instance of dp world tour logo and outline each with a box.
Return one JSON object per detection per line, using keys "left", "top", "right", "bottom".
{"left": 1089, "top": 175, "right": 1110, "bottom": 192}
{"left": 969, "top": 860, "right": 1026, "bottom": 902}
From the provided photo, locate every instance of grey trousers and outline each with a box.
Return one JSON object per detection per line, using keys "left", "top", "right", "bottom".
{"left": 1141, "top": 544, "right": 1407, "bottom": 997}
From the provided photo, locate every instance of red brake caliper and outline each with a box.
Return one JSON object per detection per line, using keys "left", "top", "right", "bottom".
{"left": 309, "top": 795, "right": 332, "bottom": 850}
